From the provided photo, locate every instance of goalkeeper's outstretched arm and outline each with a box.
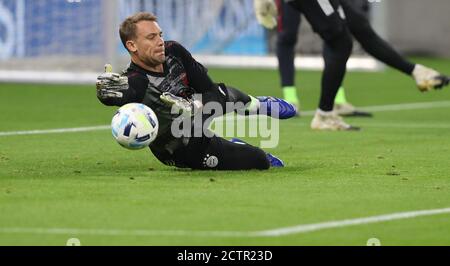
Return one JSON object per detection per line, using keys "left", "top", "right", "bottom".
{"left": 96, "top": 64, "right": 145, "bottom": 106}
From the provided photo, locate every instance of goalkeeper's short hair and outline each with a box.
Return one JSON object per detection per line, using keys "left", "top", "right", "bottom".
{"left": 119, "top": 12, "right": 158, "bottom": 52}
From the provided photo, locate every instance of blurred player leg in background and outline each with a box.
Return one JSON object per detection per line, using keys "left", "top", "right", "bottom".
{"left": 275, "top": 0, "right": 371, "bottom": 117}
{"left": 275, "top": 0, "right": 301, "bottom": 112}
{"left": 342, "top": 0, "right": 449, "bottom": 92}
{"left": 288, "top": 0, "right": 360, "bottom": 130}
{"left": 255, "top": 0, "right": 449, "bottom": 130}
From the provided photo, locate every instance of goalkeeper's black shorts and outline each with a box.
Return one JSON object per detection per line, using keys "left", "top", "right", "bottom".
{"left": 169, "top": 133, "right": 270, "bottom": 170}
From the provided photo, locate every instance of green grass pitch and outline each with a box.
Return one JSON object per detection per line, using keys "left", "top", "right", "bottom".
{"left": 0, "top": 58, "right": 449, "bottom": 246}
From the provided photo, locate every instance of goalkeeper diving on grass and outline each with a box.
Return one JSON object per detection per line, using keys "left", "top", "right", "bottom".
{"left": 96, "top": 12, "right": 297, "bottom": 170}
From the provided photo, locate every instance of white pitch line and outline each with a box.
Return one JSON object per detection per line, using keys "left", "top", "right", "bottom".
{"left": 300, "top": 100, "right": 450, "bottom": 116}
{"left": 216, "top": 100, "right": 450, "bottom": 124}
{"left": 1, "top": 207, "right": 449, "bottom": 238}
{"left": 0, "top": 125, "right": 110, "bottom": 137}
{"left": 357, "top": 100, "right": 450, "bottom": 112}
{"left": 1, "top": 101, "right": 450, "bottom": 137}
{"left": 357, "top": 123, "right": 450, "bottom": 129}
{"left": 216, "top": 100, "right": 450, "bottom": 121}
{"left": 254, "top": 207, "right": 450, "bottom": 237}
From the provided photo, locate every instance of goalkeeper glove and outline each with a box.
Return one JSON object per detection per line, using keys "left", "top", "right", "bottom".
{"left": 96, "top": 64, "right": 129, "bottom": 101}
{"left": 413, "top": 64, "right": 449, "bottom": 92}
{"left": 253, "top": 0, "right": 278, "bottom": 29}
{"left": 160, "top": 92, "right": 203, "bottom": 118}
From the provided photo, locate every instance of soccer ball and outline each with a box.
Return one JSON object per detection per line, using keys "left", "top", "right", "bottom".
{"left": 111, "top": 103, "right": 159, "bottom": 150}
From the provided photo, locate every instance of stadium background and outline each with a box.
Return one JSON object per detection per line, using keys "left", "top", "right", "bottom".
{"left": 1, "top": 0, "right": 449, "bottom": 79}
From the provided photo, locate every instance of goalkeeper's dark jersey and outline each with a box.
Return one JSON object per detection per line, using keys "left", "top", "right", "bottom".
{"left": 103, "top": 41, "right": 217, "bottom": 155}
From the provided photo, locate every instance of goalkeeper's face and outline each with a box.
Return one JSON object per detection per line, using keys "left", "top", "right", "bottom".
{"left": 131, "top": 21, "right": 166, "bottom": 68}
